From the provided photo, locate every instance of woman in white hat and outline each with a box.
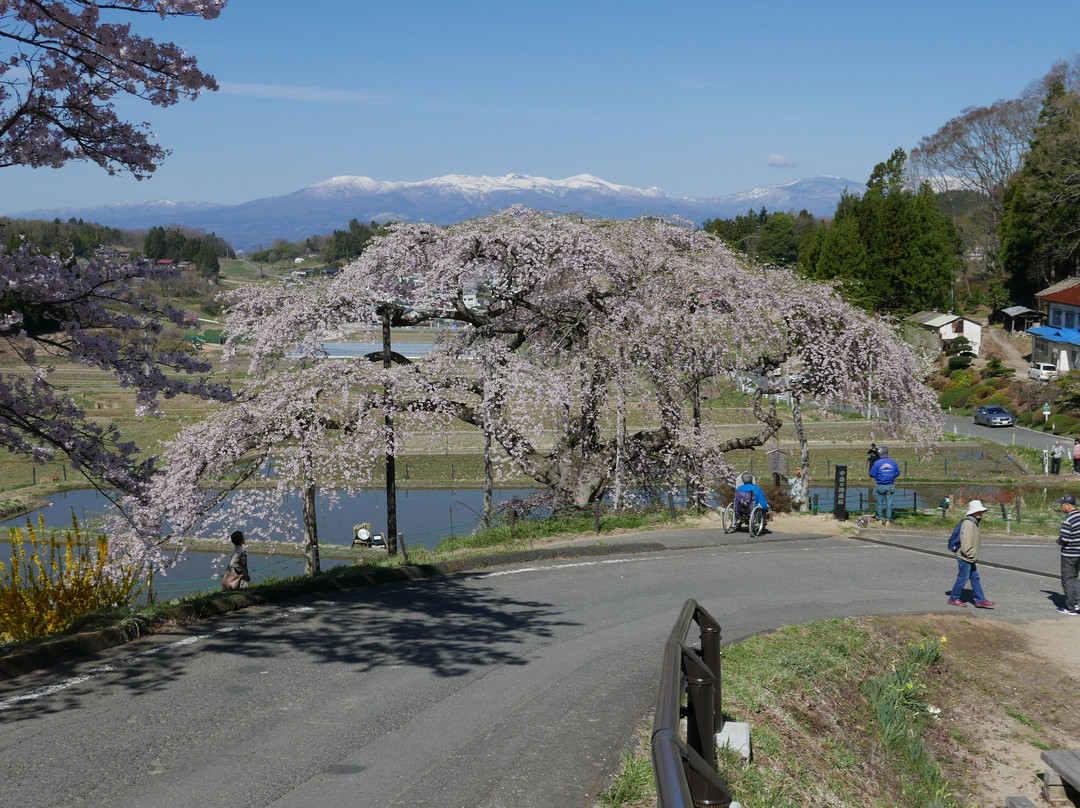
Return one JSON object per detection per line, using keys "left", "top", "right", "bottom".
{"left": 948, "top": 500, "right": 994, "bottom": 608}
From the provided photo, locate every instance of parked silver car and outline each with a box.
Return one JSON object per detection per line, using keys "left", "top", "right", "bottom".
{"left": 973, "top": 405, "right": 1016, "bottom": 427}
{"left": 1028, "top": 362, "right": 1058, "bottom": 381}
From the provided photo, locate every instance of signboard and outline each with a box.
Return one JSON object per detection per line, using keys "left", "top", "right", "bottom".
{"left": 766, "top": 448, "right": 787, "bottom": 476}
{"left": 833, "top": 464, "right": 848, "bottom": 521}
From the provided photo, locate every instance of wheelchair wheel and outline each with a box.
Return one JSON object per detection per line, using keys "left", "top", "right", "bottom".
{"left": 748, "top": 507, "right": 765, "bottom": 537}
{"left": 721, "top": 503, "right": 736, "bottom": 534}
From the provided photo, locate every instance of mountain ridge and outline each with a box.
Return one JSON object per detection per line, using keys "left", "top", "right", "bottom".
{"left": 11, "top": 173, "right": 861, "bottom": 252}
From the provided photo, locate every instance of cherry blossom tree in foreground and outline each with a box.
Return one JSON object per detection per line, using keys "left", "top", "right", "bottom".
{"left": 132, "top": 209, "right": 941, "bottom": 570}
{"left": 0, "top": 1, "right": 230, "bottom": 508}
{"left": 0, "top": 0, "right": 224, "bottom": 174}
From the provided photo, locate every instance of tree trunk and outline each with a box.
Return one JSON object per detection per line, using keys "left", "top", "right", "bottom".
{"left": 382, "top": 310, "right": 398, "bottom": 553}
{"left": 614, "top": 381, "right": 626, "bottom": 509}
{"left": 302, "top": 483, "right": 320, "bottom": 574}
{"left": 791, "top": 393, "right": 812, "bottom": 512}
{"left": 483, "top": 428, "right": 493, "bottom": 528}
{"left": 482, "top": 359, "right": 493, "bottom": 528}
{"left": 691, "top": 378, "right": 703, "bottom": 513}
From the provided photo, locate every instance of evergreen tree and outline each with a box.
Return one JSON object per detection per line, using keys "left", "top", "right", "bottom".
{"left": 801, "top": 148, "right": 960, "bottom": 313}
{"left": 143, "top": 226, "right": 166, "bottom": 260}
{"left": 195, "top": 241, "right": 220, "bottom": 280}
{"left": 756, "top": 212, "right": 798, "bottom": 265}
{"left": 1001, "top": 81, "right": 1080, "bottom": 302}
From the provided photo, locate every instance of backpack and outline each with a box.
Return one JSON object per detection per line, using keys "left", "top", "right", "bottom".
{"left": 948, "top": 517, "right": 969, "bottom": 553}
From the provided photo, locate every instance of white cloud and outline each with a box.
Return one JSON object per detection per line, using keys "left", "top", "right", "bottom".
{"left": 765, "top": 153, "right": 798, "bottom": 168}
{"left": 219, "top": 82, "right": 389, "bottom": 105}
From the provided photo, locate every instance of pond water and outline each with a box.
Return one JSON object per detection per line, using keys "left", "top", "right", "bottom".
{"left": 311, "top": 342, "right": 436, "bottom": 359}
{"left": 5, "top": 479, "right": 1069, "bottom": 601}
{"left": 0, "top": 486, "right": 537, "bottom": 602}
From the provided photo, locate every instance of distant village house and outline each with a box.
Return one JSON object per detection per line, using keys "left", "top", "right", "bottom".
{"left": 904, "top": 311, "right": 982, "bottom": 356}
{"left": 1028, "top": 277, "right": 1080, "bottom": 372}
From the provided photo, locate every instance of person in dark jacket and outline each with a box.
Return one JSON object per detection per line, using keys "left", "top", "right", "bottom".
{"left": 948, "top": 500, "right": 994, "bottom": 608}
{"left": 223, "top": 530, "right": 251, "bottom": 589}
{"left": 1057, "top": 494, "right": 1080, "bottom": 614}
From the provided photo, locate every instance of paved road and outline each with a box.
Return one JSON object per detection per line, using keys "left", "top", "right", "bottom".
{"left": 0, "top": 525, "right": 1065, "bottom": 808}
{"left": 944, "top": 413, "right": 1065, "bottom": 456}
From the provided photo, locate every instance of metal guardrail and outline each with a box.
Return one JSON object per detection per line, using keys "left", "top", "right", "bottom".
{"left": 652, "top": 599, "right": 733, "bottom": 808}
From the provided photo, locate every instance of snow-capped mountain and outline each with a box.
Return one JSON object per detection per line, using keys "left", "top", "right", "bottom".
{"left": 13, "top": 173, "right": 860, "bottom": 252}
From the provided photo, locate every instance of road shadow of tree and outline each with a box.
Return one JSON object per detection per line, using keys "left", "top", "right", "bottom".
{"left": 203, "top": 576, "right": 578, "bottom": 678}
{"left": 0, "top": 574, "right": 577, "bottom": 721}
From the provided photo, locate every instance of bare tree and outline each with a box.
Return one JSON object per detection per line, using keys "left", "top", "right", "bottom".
{"left": 910, "top": 58, "right": 1080, "bottom": 278}
{"left": 910, "top": 97, "right": 1037, "bottom": 276}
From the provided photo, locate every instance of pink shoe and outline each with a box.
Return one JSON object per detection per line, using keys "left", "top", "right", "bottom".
{"left": 974, "top": 600, "right": 995, "bottom": 608}
{"left": 947, "top": 599, "right": 966, "bottom": 607}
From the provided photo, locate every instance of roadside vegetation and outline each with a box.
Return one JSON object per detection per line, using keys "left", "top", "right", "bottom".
{"left": 0, "top": 515, "right": 143, "bottom": 643}
{"left": 931, "top": 330, "right": 1080, "bottom": 436}
{"left": 599, "top": 615, "right": 1075, "bottom": 808}
{"left": 0, "top": 502, "right": 696, "bottom": 649}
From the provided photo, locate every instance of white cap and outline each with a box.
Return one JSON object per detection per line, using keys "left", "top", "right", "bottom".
{"left": 965, "top": 499, "right": 988, "bottom": 516}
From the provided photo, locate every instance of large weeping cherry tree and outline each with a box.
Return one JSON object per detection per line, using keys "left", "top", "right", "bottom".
{"left": 127, "top": 208, "right": 941, "bottom": 570}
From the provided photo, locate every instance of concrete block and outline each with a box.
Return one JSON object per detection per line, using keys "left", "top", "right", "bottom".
{"left": 715, "top": 721, "right": 752, "bottom": 761}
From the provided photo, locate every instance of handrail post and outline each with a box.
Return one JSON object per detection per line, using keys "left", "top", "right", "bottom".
{"left": 682, "top": 643, "right": 716, "bottom": 768}
{"left": 696, "top": 608, "right": 722, "bottom": 731}
{"left": 683, "top": 736, "right": 734, "bottom": 808}
{"left": 654, "top": 600, "right": 734, "bottom": 808}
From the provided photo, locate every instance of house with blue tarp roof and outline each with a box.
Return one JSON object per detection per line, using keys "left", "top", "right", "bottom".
{"left": 1031, "top": 278, "right": 1080, "bottom": 371}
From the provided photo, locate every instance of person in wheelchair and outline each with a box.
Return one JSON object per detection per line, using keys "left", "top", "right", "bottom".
{"left": 735, "top": 471, "right": 770, "bottom": 527}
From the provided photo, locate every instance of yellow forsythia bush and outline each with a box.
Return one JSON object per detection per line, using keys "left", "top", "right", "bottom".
{"left": 0, "top": 515, "right": 143, "bottom": 643}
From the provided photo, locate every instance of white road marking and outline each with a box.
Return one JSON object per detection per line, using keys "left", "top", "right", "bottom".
{"left": 2, "top": 543, "right": 869, "bottom": 708}
{"left": 0, "top": 606, "right": 315, "bottom": 711}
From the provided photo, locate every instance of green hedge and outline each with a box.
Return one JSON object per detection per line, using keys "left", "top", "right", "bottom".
{"left": 939, "top": 386, "right": 975, "bottom": 408}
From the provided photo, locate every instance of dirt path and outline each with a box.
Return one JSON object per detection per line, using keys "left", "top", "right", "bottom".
{"left": 984, "top": 323, "right": 1031, "bottom": 372}
{"left": 921, "top": 614, "right": 1080, "bottom": 807}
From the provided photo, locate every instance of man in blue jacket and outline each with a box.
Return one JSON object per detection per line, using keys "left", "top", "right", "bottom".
{"left": 869, "top": 446, "right": 901, "bottom": 525}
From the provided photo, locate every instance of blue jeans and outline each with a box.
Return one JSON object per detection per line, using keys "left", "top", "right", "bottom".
{"left": 874, "top": 484, "right": 895, "bottom": 520}
{"left": 950, "top": 559, "right": 986, "bottom": 602}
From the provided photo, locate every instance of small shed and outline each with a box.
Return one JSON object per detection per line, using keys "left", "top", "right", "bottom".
{"left": 993, "top": 305, "right": 1044, "bottom": 333}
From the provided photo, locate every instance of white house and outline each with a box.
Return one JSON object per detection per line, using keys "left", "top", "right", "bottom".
{"left": 904, "top": 311, "right": 982, "bottom": 356}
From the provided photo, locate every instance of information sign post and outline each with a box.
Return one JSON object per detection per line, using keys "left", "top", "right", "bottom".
{"left": 833, "top": 464, "right": 848, "bottom": 521}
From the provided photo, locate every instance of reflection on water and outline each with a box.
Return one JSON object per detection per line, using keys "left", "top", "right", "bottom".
{"left": 0, "top": 486, "right": 537, "bottom": 601}
{"left": 316, "top": 342, "right": 435, "bottom": 359}
{"left": 948, "top": 450, "right": 992, "bottom": 462}
{"left": 1, "top": 487, "right": 539, "bottom": 548}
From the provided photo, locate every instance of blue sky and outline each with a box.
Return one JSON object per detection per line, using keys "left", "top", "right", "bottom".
{"left": 4, "top": 1, "right": 1080, "bottom": 215}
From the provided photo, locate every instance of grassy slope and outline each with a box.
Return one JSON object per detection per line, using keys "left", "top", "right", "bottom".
{"left": 601, "top": 614, "right": 1080, "bottom": 808}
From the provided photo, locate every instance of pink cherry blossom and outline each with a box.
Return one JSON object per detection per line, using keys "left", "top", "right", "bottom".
{"left": 131, "top": 209, "right": 940, "bottom": 571}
